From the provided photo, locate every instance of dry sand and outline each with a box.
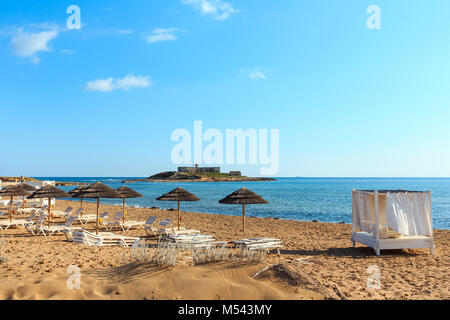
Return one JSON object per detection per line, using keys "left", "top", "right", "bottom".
{"left": 0, "top": 199, "right": 448, "bottom": 300}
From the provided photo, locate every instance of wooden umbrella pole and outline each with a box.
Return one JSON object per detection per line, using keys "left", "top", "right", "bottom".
{"left": 48, "top": 198, "right": 51, "bottom": 228}
{"left": 177, "top": 200, "right": 180, "bottom": 231}
{"left": 80, "top": 198, "right": 83, "bottom": 217}
{"left": 123, "top": 198, "right": 126, "bottom": 223}
{"left": 9, "top": 196, "right": 13, "bottom": 222}
{"left": 96, "top": 198, "right": 99, "bottom": 235}
{"left": 242, "top": 203, "right": 245, "bottom": 232}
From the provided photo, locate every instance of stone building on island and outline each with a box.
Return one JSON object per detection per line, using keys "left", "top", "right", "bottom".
{"left": 177, "top": 164, "right": 241, "bottom": 176}
{"left": 177, "top": 164, "right": 220, "bottom": 173}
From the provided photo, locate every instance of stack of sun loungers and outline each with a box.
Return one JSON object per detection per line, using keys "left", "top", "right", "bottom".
{"left": 161, "top": 233, "right": 227, "bottom": 250}
{"left": 71, "top": 229, "right": 140, "bottom": 247}
{"left": 232, "top": 238, "right": 283, "bottom": 254}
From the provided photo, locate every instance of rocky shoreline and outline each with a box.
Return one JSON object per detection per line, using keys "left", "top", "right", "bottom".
{"left": 122, "top": 177, "right": 276, "bottom": 183}
{"left": 1, "top": 176, "right": 275, "bottom": 187}
{"left": 122, "top": 171, "right": 276, "bottom": 183}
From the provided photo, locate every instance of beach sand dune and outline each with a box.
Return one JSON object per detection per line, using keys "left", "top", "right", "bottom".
{"left": 0, "top": 199, "right": 448, "bottom": 300}
{"left": 0, "top": 262, "right": 321, "bottom": 300}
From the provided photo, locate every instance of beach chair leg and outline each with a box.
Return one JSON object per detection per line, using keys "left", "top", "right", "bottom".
{"left": 375, "top": 248, "right": 380, "bottom": 256}
{"left": 430, "top": 245, "right": 435, "bottom": 255}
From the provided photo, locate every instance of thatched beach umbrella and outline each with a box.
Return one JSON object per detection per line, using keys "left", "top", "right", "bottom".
{"left": 0, "top": 185, "right": 30, "bottom": 222}
{"left": 72, "top": 182, "right": 121, "bottom": 235}
{"left": 19, "top": 183, "right": 37, "bottom": 192}
{"left": 219, "top": 187, "right": 268, "bottom": 232}
{"left": 27, "top": 185, "right": 70, "bottom": 227}
{"left": 157, "top": 187, "right": 200, "bottom": 230}
{"left": 69, "top": 185, "right": 89, "bottom": 215}
{"left": 18, "top": 183, "right": 37, "bottom": 209}
{"left": 116, "top": 186, "right": 143, "bottom": 223}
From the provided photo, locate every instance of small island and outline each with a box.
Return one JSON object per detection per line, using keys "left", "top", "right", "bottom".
{"left": 122, "top": 165, "right": 276, "bottom": 183}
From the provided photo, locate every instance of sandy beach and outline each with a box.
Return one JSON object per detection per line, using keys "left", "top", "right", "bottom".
{"left": 0, "top": 199, "right": 448, "bottom": 300}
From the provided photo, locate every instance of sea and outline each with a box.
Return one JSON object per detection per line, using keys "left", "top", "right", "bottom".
{"left": 34, "top": 177, "right": 450, "bottom": 230}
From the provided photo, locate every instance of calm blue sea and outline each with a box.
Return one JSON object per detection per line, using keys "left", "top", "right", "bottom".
{"left": 34, "top": 177, "right": 450, "bottom": 230}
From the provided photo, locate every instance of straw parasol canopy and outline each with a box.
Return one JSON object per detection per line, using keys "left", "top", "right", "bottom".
{"left": 69, "top": 185, "right": 89, "bottom": 214}
{"left": 157, "top": 187, "right": 200, "bottom": 230}
{"left": 68, "top": 185, "right": 88, "bottom": 196}
{"left": 18, "top": 183, "right": 37, "bottom": 208}
{"left": 0, "top": 185, "right": 31, "bottom": 222}
{"left": 19, "top": 183, "right": 37, "bottom": 192}
{"left": 116, "top": 186, "right": 143, "bottom": 223}
{"left": 219, "top": 187, "right": 268, "bottom": 232}
{"left": 72, "top": 182, "right": 121, "bottom": 234}
{"left": 27, "top": 185, "right": 70, "bottom": 227}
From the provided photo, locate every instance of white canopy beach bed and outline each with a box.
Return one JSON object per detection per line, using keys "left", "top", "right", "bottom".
{"left": 351, "top": 189, "right": 434, "bottom": 255}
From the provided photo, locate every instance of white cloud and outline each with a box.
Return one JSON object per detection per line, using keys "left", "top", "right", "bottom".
{"left": 181, "top": 0, "right": 237, "bottom": 20}
{"left": 143, "top": 28, "right": 178, "bottom": 44}
{"left": 115, "top": 75, "right": 152, "bottom": 90}
{"left": 241, "top": 68, "right": 267, "bottom": 80}
{"left": 61, "top": 49, "right": 74, "bottom": 55}
{"left": 11, "top": 27, "right": 58, "bottom": 64}
{"left": 249, "top": 70, "right": 266, "bottom": 80}
{"left": 86, "top": 75, "right": 152, "bottom": 92}
{"left": 86, "top": 78, "right": 114, "bottom": 92}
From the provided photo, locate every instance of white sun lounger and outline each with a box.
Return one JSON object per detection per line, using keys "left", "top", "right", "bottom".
{"left": 98, "top": 211, "right": 110, "bottom": 226}
{"left": 233, "top": 238, "right": 283, "bottom": 254}
{"left": 105, "top": 212, "right": 145, "bottom": 231}
{"left": 0, "top": 212, "right": 37, "bottom": 230}
{"left": 72, "top": 208, "right": 97, "bottom": 224}
{"left": 72, "top": 229, "right": 140, "bottom": 247}
{"left": 143, "top": 216, "right": 158, "bottom": 235}
{"left": 39, "top": 216, "right": 81, "bottom": 236}
{"left": 18, "top": 207, "right": 37, "bottom": 214}
{"left": 51, "top": 206, "right": 74, "bottom": 217}
{"left": 25, "top": 213, "right": 47, "bottom": 235}
{"left": 162, "top": 233, "right": 223, "bottom": 249}
{"left": 0, "top": 200, "right": 10, "bottom": 207}
{"left": 163, "top": 233, "right": 214, "bottom": 242}
{"left": 144, "top": 218, "right": 200, "bottom": 237}
{"left": 18, "top": 205, "right": 38, "bottom": 215}
{"left": 155, "top": 219, "right": 200, "bottom": 236}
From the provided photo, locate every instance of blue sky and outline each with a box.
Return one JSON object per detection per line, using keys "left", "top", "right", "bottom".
{"left": 1, "top": 0, "right": 449, "bottom": 177}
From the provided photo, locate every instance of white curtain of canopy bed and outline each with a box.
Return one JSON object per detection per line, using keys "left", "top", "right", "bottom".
{"left": 385, "top": 192, "right": 432, "bottom": 236}
{"left": 352, "top": 191, "right": 432, "bottom": 237}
